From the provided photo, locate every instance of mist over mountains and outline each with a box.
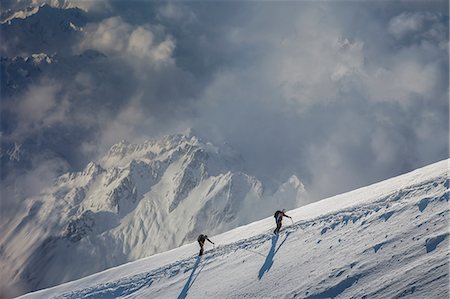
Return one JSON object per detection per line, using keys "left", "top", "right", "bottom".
{"left": 1, "top": 1, "right": 448, "bottom": 206}
{"left": 0, "top": 1, "right": 448, "bottom": 297}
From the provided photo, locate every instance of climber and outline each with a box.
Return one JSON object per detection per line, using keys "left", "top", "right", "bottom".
{"left": 273, "top": 209, "right": 292, "bottom": 234}
{"left": 197, "top": 234, "right": 214, "bottom": 256}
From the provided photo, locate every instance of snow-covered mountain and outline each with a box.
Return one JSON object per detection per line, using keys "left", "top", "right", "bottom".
{"left": 1, "top": 4, "right": 87, "bottom": 56}
{"left": 17, "top": 159, "right": 449, "bottom": 299}
{"left": 0, "top": 132, "right": 308, "bottom": 297}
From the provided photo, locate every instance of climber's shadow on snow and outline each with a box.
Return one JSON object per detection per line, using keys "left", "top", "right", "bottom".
{"left": 258, "top": 232, "right": 291, "bottom": 280}
{"left": 178, "top": 256, "right": 205, "bottom": 299}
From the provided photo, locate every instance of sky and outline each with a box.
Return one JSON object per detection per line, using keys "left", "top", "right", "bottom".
{"left": 0, "top": 0, "right": 448, "bottom": 213}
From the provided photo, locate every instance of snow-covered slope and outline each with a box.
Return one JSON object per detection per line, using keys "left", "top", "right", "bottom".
{"left": 19, "top": 159, "right": 449, "bottom": 299}
{"left": 0, "top": 132, "right": 307, "bottom": 297}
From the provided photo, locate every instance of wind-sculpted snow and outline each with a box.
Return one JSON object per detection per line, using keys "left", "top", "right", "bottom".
{"left": 19, "top": 159, "right": 449, "bottom": 299}
{"left": 1, "top": 133, "right": 306, "bottom": 296}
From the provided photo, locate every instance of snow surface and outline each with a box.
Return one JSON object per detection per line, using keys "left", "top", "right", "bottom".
{"left": 19, "top": 159, "right": 449, "bottom": 298}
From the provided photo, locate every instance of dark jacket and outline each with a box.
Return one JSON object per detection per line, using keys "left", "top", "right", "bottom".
{"left": 274, "top": 210, "right": 290, "bottom": 223}
{"left": 198, "top": 234, "right": 214, "bottom": 244}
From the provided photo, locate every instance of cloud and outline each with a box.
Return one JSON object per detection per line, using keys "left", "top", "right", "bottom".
{"left": 79, "top": 16, "right": 175, "bottom": 66}
{"left": 388, "top": 12, "right": 428, "bottom": 37}
{"left": 388, "top": 12, "right": 438, "bottom": 38}
{"left": 388, "top": 11, "right": 448, "bottom": 49}
{"left": 186, "top": 2, "right": 448, "bottom": 198}
{"left": 1, "top": 3, "right": 197, "bottom": 184}
{"left": 0, "top": 153, "right": 69, "bottom": 225}
{"left": 0, "top": 1, "right": 448, "bottom": 203}
{"left": 14, "top": 79, "right": 70, "bottom": 136}
{"left": 156, "top": 3, "right": 196, "bottom": 24}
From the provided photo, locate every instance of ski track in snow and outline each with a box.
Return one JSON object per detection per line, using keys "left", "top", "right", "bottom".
{"left": 20, "top": 161, "right": 449, "bottom": 299}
